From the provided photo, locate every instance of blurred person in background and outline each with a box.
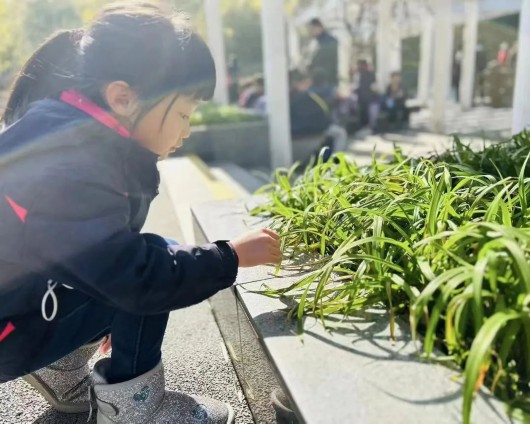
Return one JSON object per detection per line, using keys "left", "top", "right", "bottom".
{"left": 306, "top": 18, "right": 338, "bottom": 88}
{"left": 355, "top": 60, "right": 379, "bottom": 132}
{"left": 240, "top": 75, "right": 264, "bottom": 110}
{"left": 382, "top": 71, "right": 409, "bottom": 126}
{"left": 289, "top": 70, "right": 348, "bottom": 162}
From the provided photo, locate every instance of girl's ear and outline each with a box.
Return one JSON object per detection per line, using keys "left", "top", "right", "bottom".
{"left": 102, "top": 81, "right": 140, "bottom": 119}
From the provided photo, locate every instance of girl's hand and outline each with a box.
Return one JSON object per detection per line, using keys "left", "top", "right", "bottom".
{"left": 229, "top": 229, "right": 281, "bottom": 268}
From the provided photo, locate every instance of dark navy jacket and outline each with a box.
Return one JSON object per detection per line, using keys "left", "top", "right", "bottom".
{"left": 289, "top": 90, "right": 331, "bottom": 137}
{"left": 0, "top": 99, "right": 238, "bottom": 370}
{"left": 309, "top": 31, "right": 339, "bottom": 86}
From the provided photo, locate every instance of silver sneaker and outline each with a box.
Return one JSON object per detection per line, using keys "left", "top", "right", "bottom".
{"left": 92, "top": 358, "right": 235, "bottom": 424}
{"left": 23, "top": 339, "right": 101, "bottom": 413}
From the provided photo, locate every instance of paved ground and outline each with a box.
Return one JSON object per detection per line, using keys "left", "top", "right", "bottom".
{"left": 347, "top": 104, "right": 513, "bottom": 167}
{"left": 349, "top": 131, "right": 500, "bottom": 167}
{"left": 0, "top": 180, "right": 254, "bottom": 424}
{"left": 410, "top": 104, "right": 512, "bottom": 137}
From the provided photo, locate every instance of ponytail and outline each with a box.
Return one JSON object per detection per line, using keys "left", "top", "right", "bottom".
{"left": 1, "top": 29, "right": 83, "bottom": 126}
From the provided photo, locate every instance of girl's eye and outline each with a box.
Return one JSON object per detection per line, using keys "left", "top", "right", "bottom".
{"left": 179, "top": 113, "right": 190, "bottom": 121}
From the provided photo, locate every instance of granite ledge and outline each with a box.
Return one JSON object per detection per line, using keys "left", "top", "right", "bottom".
{"left": 192, "top": 198, "right": 510, "bottom": 424}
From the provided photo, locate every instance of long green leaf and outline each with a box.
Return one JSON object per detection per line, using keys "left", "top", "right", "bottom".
{"left": 463, "top": 311, "right": 522, "bottom": 424}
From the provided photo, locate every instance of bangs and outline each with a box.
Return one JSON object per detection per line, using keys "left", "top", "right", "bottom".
{"left": 165, "top": 32, "right": 216, "bottom": 102}
{"left": 75, "top": 6, "right": 217, "bottom": 108}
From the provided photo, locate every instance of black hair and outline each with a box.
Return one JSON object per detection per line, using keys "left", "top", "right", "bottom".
{"left": 2, "top": 30, "right": 83, "bottom": 126}
{"left": 254, "top": 76, "right": 265, "bottom": 87}
{"left": 308, "top": 18, "right": 324, "bottom": 28}
{"left": 358, "top": 59, "right": 368, "bottom": 68}
{"left": 2, "top": 2, "right": 216, "bottom": 127}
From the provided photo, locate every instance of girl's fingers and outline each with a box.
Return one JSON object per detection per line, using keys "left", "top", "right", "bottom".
{"left": 263, "top": 228, "right": 280, "bottom": 240}
{"left": 269, "top": 253, "right": 282, "bottom": 264}
{"left": 266, "top": 238, "right": 281, "bottom": 249}
{"left": 269, "top": 247, "right": 281, "bottom": 256}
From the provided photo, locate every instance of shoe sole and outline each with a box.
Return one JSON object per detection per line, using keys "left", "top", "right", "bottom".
{"left": 23, "top": 373, "right": 90, "bottom": 414}
{"left": 96, "top": 402, "right": 236, "bottom": 424}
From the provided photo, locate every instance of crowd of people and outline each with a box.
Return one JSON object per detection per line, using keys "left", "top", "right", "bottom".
{"left": 452, "top": 41, "right": 518, "bottom": 105}
{"left": 231, "top": 20, "right": 519, "bottom": 148}
{"left": 230, "top": 18, "right": 411, "bottom": 162}
{"left": 242, "top": 19, "right": 520, "bottom": 138}
{"left": 340, "top": 61, "right": 409, "bottom": 134}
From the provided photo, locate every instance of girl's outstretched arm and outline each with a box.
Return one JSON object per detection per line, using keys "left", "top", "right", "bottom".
{"left": 19, "top": 165, "right": 238, "bottom": 315}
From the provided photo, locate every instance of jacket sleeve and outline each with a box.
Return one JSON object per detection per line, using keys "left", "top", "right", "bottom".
{"left": 22, "top": 170, "right": 238, "bottom": 315}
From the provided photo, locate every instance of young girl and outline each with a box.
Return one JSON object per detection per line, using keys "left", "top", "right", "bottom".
{"left": 0, "top": 3, "right": 281, "bottom": 423}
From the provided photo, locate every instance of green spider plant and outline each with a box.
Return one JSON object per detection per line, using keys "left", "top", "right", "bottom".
{"left": 252, "top": 132, "right": 530, "bottom": 423}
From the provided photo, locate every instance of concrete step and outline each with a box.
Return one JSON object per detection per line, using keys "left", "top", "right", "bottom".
{"left": 158, "top": 156, "right": 266, "bottom": 243}
{"left": 210, "top": 163, "right": 269, "bottom": 196}
{"left": 159, "top": 156, "right": 244, "bottom": 243}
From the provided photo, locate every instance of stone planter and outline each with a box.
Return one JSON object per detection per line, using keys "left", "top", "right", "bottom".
{"left": 173, "top": 120, "right": 330, "bottom": 171}
{"left": 193, "top": 198, "right": 510, "bottom": 424}
{"left": 173, "top": 121, "right": 271, "bottom": 170}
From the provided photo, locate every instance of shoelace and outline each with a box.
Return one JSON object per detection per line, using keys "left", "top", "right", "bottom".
{"left": 41, "top": 280, "right": 74, "bottom": 321}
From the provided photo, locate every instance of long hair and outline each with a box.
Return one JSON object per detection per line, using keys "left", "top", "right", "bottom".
{"left": 2, "top": 30, "right": 83, "bottom": 126}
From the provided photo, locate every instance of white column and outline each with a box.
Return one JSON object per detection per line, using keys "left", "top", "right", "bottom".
{"left": 431, "top": 0, "right": 454, "bottom": 133}
{"left": 376, "top": 0, "right": 393, "bottom": 92}
{"left": 512, "top": 0, "right": 530, "bottom": 134}
{"left": 336, "top": 1, "right": 352, "bottom": 96}
{"left": 337, "top": 26, "right": 352, "bottom": 96}
{"left": 418, "top": 12, "right": 434, "bottom": 103}
{"left": 287, "top": 20, "right": 301, "bottom": 69}
{"left": 205, "top": 0, "right": 229, "bottom": 105}
{"left": 459, "top": 0, "right": 479, "bottom": 110}
{"left": 377, "top": 1, "right": 402, "bottom": 92}
{"left": 261, "top": 0, "right": 293, "bottom": 168}
{"left": 390, "top": 37, "right": 402, "bottom": 75}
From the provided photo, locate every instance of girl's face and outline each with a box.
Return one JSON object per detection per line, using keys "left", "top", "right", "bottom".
{"left": 132, "top": 95, "right": 199, "bottom": 157}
